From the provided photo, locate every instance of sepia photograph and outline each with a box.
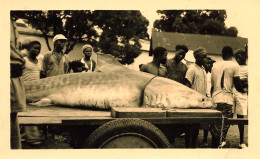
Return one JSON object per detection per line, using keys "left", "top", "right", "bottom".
{"left": 1, "top": 0, "right": 260, "bottom": 159}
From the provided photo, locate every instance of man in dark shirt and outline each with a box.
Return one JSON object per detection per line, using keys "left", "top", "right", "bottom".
{"left": 165, "top": 45, "right": 188, "bottom": 84}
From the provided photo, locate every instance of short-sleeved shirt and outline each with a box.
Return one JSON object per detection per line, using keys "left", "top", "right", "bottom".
{"left": 165, "top": 59, "right": 187, "bottom": 84}
{"left": 185, "top": 63, "right": 207, "bottom": 96}
{"left": 211, "top": 61, "right": 240, "bottom": 105}
{"left": 22, "top": 56, "right": 42, "bottom": 82}
{"left": 41, "top": 51, "right": 70, "bottom": 77}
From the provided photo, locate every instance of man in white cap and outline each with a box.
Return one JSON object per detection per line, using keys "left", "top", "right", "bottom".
{"left": 40, "top": 34, "right": 70, "bottom": 78}
{"left": 184, "top": 47, "right": 208, "bottom": 148}
{"left": 81, "top": 44, "right": 96, "bottom": 72}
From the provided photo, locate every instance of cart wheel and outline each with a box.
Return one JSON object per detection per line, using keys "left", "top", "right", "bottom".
{"left": 83, "top": 118, "right": 170, "bottom": 148}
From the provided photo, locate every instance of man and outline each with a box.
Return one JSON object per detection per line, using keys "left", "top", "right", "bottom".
{"left": 69, "top": 44, "right": 96, "bottom": 73}
{"left": 10, "top": 16, "right": 26, "bottom": 149}
{"left": 80, "top": 44, "right": 96, "bottom": 72}
{"left": 22, "top": 39, "right": 43, "bottom": 145}
{"left": 40, "top": 34, "right": 70, "bottom": 78}
{"left": 210, "top": 46, "right": 245, "bottom": 148}
{"left": 184, "top": 47, "right": 208, "bottom": 148}
{"left": 233, "top": 49, "right": 248, "bottom": 149}
{"left": 200, "top": 57, "right": 216, "bottom": 147}
{"left": 140, "top": 46, "right": 168, "bottom": 77}
{"left": 165, "top": 45, "right": 188, "bottom": 84}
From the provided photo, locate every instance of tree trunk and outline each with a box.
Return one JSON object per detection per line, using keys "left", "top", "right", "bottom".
{"left": 64, "top": 41, "right": 77, "bottom": 54}
{"left": 44, "top": 35, "right": 52, "bottom": 51}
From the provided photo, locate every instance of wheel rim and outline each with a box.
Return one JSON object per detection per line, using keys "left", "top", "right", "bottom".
{"left": 100, "top": 133, "right": 158, "bottom": 148}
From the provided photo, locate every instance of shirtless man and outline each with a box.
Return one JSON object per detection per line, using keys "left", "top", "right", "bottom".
{"left": 140, "top": 46, "right": 168, "bottom": 77}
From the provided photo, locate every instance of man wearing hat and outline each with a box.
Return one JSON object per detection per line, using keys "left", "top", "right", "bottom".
{"left": 41, "top": 34, "right": 70, "bottom": 78}
{"left": 81, "top": 44, "right": 96, "bottom": 72}
{"left": 184, "top": 47, "right": 208, "bottom": 148}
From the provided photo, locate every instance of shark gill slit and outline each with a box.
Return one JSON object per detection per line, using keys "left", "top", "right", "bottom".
{"left": 140, "top": 75, "right": 158, "bottom": 106}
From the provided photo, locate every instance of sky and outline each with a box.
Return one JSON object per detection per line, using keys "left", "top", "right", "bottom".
{"left": 141, "top": 9, "right": 249, "bottom": 38}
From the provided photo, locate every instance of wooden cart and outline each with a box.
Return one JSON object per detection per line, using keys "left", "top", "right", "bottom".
{"left": 18, "top": 105, "right": 248, "bottom": 148}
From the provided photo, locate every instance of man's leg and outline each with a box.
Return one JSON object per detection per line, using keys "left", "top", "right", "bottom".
{"left": 203, "top": 130, "right": 209, "bottom": 143}
{"left": 221, "top": 104, "right": 233, "bottom": 142}
{"left": 11, "top": 113, "right": 21, "bottom": 149}
{"left": 209, "top": 103, "right": 232, "bottom": 148}
{"left": 191, "top": 124, "right": 200, "bottom": 148}
{"left": 237, "top": 114, "right": 245, "bottom": 144}
{"left": 184, "top": 125, "right": 192, "bottom": 148}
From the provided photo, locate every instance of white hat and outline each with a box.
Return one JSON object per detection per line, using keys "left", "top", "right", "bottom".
{"left": 53, "top": 34, "right": 67, "bottom": 44}
{"left": 82, "top": 44, "right": 93, "bottom": 52}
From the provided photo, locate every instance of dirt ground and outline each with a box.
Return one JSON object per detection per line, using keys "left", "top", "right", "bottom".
{"left": 22, "top": 124, "right": 248, "bottom": 149}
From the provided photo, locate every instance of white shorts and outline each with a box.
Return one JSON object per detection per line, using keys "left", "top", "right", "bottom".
{"left": 233, "top": 90, "right": 248, "bottom": 115}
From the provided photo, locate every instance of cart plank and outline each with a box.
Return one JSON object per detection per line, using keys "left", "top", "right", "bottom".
{"left": 166, "top": 109, "right": 222, "bottom": 117}
{"left": 18, "top": 105, "right": 110, "bottom": 117}
{"left": 111, "top": 107, "right": 166, "bottom": 118}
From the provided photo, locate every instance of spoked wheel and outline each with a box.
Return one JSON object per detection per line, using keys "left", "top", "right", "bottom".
{"left": 83, "top": 118, "right": 170, "bottom": 148}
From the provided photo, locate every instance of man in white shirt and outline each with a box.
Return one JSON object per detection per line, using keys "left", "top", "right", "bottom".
{"left": 184, "top": 47, "right": 208, "bottom": 148}
{"left": 210, "top": 46, "right": 245, "bottom": 148}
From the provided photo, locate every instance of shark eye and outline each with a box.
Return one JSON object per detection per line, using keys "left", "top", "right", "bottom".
{"left": 202, "top": 98, "right": 205, "bottom": 102}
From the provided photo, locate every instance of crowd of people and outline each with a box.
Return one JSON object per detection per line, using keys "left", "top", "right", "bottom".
{"left": 140, "top": 45, "right": 248, "bottom": 149}
{"left": 10, "top": 17, "right": 247, "bottom": 149}
{"left": 10, "top": 16, "right": 97, "bottom": 148}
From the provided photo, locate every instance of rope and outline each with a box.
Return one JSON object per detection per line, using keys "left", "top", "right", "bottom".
{"left": 218, "top": 114, "right": 225, "bottom": 149}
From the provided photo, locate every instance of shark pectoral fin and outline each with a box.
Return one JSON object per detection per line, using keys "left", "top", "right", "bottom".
{"left": 29, "top": 98, "right": 53, "bottom": 107}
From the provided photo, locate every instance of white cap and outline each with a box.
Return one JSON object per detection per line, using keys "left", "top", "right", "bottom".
{"left": 53, "top": 34, "right": 67, "bottom": 44}
{"left": 82, "top": 44, "right": 93, "bottom": 52}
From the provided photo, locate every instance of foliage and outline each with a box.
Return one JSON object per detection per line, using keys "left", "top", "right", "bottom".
{"left": 154, "top": 10, "right": 238, "bottom": 37}
{"left": 225, "top": 27, "right": 238, "bottom": 37}
{"left": 11, "top": 10, "right": 99, "bottom": 54}
{"left": 11, "top": 10, "right": 149, "bottom": 64}
{"left": 90, "top": 10, "right": 149, "bottom": 64}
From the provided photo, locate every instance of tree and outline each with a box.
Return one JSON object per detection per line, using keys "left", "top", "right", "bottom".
{"left": 154, "top": 10, "right": 238, "bottom": 37}
{"left": 225, "top": 27, "right": 238, "bottom": 37}
{"left": 11, "top": 10, "right": 99, "bottom": 54}
{"left": 11, "top": 10, "right": 149, "bottom": 64}
{"left": 91, "top": 10, "right": 149, "bottom": 64}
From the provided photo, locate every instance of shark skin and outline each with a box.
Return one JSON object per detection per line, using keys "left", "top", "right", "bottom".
{"left": 24, "top": 53, "right": 213, "bottom": 109}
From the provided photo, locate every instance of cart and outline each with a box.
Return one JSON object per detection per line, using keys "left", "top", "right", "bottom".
{"left": 18, "top": 104, "right": 248, "bottom": 148}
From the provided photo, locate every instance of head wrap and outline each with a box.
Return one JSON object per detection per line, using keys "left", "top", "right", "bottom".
{"left": 21, "top": 37, "right": 34, "bottom": 49}
{"left": 82, "top": 44, "right": 93, "bottom": 52}
{"left": 193, "top": 47, "right": 206, "bottom": 58}
{"left": 53, "top": 34, "right": 67, "bottom": 44}
{"left": 21, "top": 37, "right": 41, "bottom": 49}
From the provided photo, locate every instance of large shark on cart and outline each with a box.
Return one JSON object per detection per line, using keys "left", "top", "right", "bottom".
{"left": 24, "top": 53, "right": 213, "bottom": 109}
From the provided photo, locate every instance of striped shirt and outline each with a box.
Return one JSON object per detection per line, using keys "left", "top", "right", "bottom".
{"left": 22, "top": 56, "right": 42, "bottom": 82}
{"left": 185, "top": 63, "right": 207, "bottom": 96}
{"left": 239, "top": 65, "right": 248, "bottom": 80}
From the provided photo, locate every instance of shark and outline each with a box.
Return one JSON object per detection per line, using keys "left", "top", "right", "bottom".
{"left": 24, "top": 53, "right": 213, "bottom": 109}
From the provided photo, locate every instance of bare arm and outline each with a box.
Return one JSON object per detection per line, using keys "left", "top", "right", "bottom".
{"left": 184, "top": 78, "right": 192, "bottom": 88}
{"left": 233, "top": 76, "right": 245, "bottom": 93}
